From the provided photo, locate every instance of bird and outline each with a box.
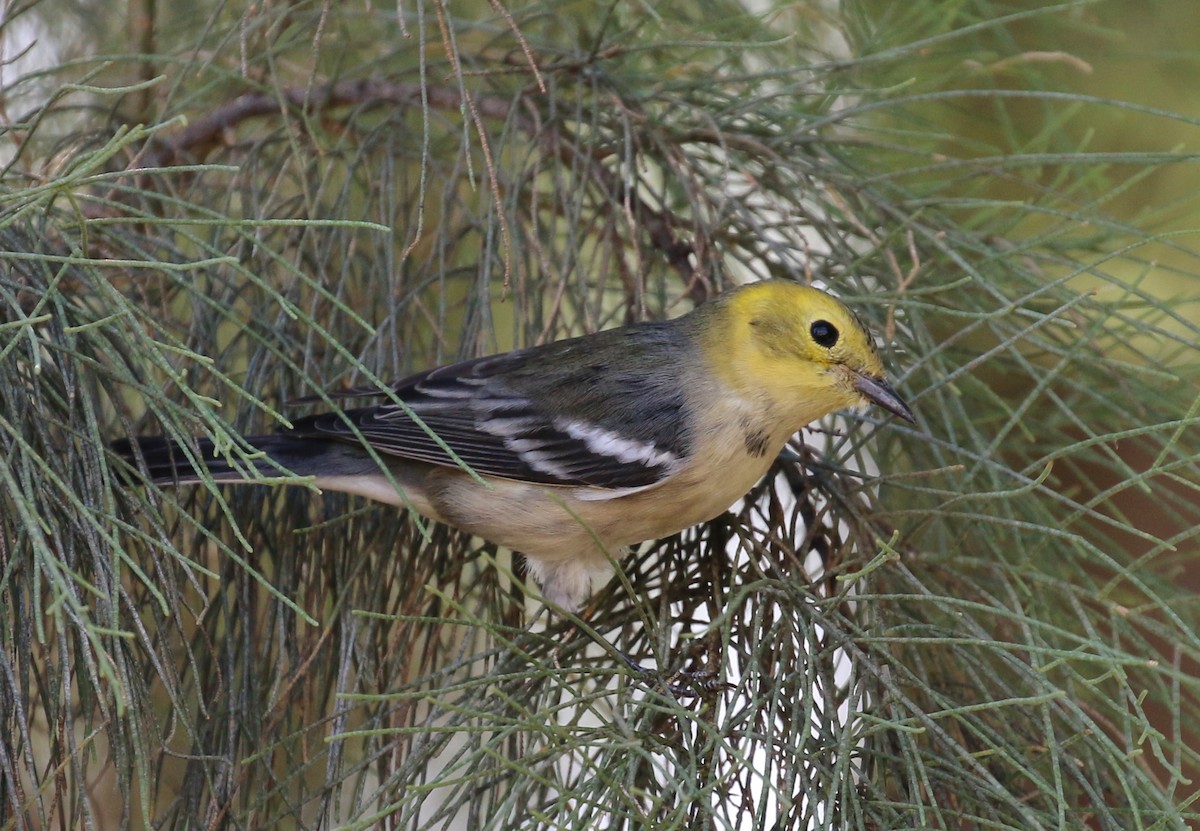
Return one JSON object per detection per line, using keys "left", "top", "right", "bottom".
{"left": 113, "top": 280, "right": 914, "bottom": 613}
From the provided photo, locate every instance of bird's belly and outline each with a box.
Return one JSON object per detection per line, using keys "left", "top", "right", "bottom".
{"left": 439, "top": 454, "right": 769, "bottom": 548}
{"left": 601, "top": 448, "right": 777, "bottom": 543}
{"left": 419, "top": 429, "right": 785, "bottom": 609}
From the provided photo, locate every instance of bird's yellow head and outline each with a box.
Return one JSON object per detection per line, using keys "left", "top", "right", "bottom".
{"left": 699, "top": 280, "right": 914, "bottom": 428}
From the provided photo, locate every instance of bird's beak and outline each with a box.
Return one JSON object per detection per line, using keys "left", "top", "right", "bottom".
{"left": 852, "top": 372, "right": 916, "bottom": 423}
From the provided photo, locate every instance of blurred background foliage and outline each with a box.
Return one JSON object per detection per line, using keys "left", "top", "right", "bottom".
{"left": 0, "top": 0, "right": 1197, "bottom": 828}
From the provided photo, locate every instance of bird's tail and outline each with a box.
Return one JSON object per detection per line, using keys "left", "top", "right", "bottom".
{"left": 111, "top": 434, "right": 342, "bottom": 486}
{"left": 112, "top": 433, "right": 430, "bottom": 511}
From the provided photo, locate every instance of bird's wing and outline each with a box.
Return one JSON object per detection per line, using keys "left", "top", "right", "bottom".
{"left": 285, "top": 345, "right": 688, "bottom": 490}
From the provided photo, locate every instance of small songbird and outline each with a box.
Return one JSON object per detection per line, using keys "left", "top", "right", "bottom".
{"left": 114, "top": 280, "right": 914, "bottom": 611}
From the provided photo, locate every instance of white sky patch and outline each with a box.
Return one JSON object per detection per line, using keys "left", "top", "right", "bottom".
{"left": 0, "top": 12, "right": 72, "bottom": 167}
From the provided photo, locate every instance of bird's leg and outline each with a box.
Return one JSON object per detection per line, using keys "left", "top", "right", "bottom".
{"left": 608, "top": 645, "right": 731, "bottom": 698}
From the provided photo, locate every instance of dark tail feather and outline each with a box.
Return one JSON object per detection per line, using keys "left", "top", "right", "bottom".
{"left": 111, "top": 434, "right": 347, "bottom": 486}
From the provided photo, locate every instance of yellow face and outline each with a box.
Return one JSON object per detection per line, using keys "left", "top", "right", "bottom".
{"left": 704, "top": 281, "right": 913, "bottom": 428}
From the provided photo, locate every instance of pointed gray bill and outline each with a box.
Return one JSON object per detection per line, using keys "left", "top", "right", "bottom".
{"left": 853, "top": 372, "right": 916, "bottom": 423}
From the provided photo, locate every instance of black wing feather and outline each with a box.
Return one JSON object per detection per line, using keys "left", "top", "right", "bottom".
{"left": 284, "top": 326, "right": 693, "bottom": 489}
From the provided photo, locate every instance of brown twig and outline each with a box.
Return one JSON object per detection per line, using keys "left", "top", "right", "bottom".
{"left": 139, "top": 79, "right": 512, "bottom": 167}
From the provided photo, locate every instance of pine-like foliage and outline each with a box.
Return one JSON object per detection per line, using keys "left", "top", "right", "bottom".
{"left": 1, "top": 1, "right": 1196, "bottom": 828}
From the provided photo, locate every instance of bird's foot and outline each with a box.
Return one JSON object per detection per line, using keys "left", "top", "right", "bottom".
{"left": 613, "top": 650, "right": 732, "bottom": 698}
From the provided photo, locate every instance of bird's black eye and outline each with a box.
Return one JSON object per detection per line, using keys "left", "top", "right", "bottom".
{"left": 810, "top": 320, "right": 839, "bottom": 348}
